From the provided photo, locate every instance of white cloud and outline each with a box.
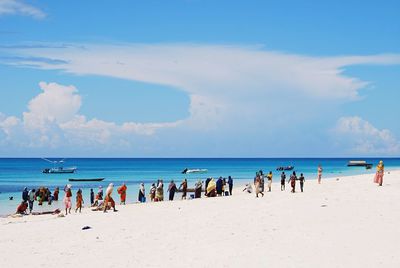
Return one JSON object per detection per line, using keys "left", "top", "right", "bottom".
{"left": 1, "top": 43, "right": 400, "bottom": 155}
{"left": 334, "top": 116, "right": 400, "bottom": 155}
{"left": 0, "top": 82, "right": 182, "bottom": 151}
{"left": 0, "top": 0, "right": 45, "bottom": 18}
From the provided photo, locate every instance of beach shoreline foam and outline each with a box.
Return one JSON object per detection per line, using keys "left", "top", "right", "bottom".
{"left": 1, "top": 170, "right": 399, "bottom": 267}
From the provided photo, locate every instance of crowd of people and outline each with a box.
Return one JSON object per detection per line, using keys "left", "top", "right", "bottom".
{"left": 14, "top": 161, "right": 386, "bottom": 215}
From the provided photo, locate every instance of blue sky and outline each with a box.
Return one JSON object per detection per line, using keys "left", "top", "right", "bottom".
{"left": 0, "top": 0, "right": 399, "bottom": 157}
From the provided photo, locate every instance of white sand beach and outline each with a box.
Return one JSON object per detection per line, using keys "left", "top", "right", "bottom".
{"left": 1, "top": 170, "right": 399, "bottom": 268}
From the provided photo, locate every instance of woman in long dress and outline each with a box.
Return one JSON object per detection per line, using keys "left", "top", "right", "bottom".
{"left": 156, "top": 180, "right": 164, "bottom": 201}
{"left": 374, "top": 160, "right": 384, "bottom": 186}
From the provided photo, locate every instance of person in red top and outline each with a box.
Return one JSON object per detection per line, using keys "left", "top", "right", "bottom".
{"left": 53, "top": 187, "right": 59, "bottom": 201}
{"left": 288, "top": 171, "right": 297, "bottom": 193}
{"left": 75, "top": 189, "right": 84, "bottom": 213}
{"left": 117, "top": 183, "right": 127, "bottom": 205}
{"left": 16, "top": 201, "right": 28, "bottom": 214}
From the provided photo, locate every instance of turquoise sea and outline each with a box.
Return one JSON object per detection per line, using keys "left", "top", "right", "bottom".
{"left": 1, "top": 158, "right": 399, "bottom": 216}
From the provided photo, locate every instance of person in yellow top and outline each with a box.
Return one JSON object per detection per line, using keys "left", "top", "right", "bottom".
{"left": 267, "top": 171, "right": 273, "bottom": 192}
{"left": 374, "top": 160, "right": 384, "bottom": 186}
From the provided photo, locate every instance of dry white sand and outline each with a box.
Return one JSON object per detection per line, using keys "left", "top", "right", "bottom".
{"left": 1, "top": 170, "right": 399, "bottom": 268}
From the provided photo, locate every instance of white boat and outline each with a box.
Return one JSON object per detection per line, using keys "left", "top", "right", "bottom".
{"left": 42, "top": 158, "right": 77, "bottom": 174}
{"left": 182, "top": 168, "right": 208, "bottom": 174}
{"left": 347, "top": 160, "right": 368, "bottom": 167}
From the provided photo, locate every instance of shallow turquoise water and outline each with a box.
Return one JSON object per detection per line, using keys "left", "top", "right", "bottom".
{"left": 1, "top": 158, "right": 398, "bottom": 215}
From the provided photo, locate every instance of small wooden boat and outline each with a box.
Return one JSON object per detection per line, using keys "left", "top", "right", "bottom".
{"left": 276, "top": 166, "right": 294, "bottom": 171}
{"left": 347, "top": 160, "right": 372, "bottom": 167}
{"left": 68, "top": 178, "right": 105, "bottom": 182}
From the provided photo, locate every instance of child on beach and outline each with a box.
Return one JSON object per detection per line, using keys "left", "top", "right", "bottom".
{"left": 299, "top": 173, "right": 305, "bottom": 192}
{"left": 16, "top": 201, "right": 28, "bottom": 215}
{"left": 267, "top": 171, "right": 273, "bottom": 192}
{"left": 75, "top": 189, "right": 83, "bottom": 213}
{"left": 289, "top": 172, "right": 297, "bottom": 193}
{"left": 281, "top": 172, "right": 286, "bottom": 191}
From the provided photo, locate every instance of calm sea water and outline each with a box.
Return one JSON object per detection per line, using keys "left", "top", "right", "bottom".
{"left": 1, "top": 158, "right": 399, "bottom": 215}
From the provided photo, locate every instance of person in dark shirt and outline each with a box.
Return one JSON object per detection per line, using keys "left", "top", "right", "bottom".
{"left": 228, "top": 176, "right": 233, "bottom": 196}
{"left": 168, "top": 180, "right": 177, "bottom": 201}
{"left": 299, "top": 173, "right": 305, "bottom": 192}
{"left": 22, "top": 187, "right": 29, "bottom": 202}
{"left": 90, "top": 188, "right": 95, "bottom": 206}
{"left": 281, "top": 172, "right": 286, "bottom": 191}
{"left": 289, "top": 171, "right": 297, "bottom": 193}
{"left": 216, "top": 177, "right": 223, "bottom": 196}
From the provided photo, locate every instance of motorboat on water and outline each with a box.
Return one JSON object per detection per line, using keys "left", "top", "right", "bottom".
{"left": 182, "top": 168, "right": 208, "bottom": 174}
{"left": 276, "top": 166, "right": 294, "bottom": 171}
{"left": 42, "top": 158, "right": 77, "bottom": 174}
{"left": 347, "top": 160, "right": 373, "bottom": 169}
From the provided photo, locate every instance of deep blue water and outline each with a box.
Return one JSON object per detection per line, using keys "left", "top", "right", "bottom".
{"left": 1, "top": 158, "right": 399, "bottom": 215}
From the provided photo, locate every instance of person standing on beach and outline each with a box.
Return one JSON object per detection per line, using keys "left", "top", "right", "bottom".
{"left": 117, "top": 183, "right": 127, "bottom": 205}
{"left": 374, "top": 160, "right": 385, "bottom": 186}
{"left": 228, "top": 176, "right": 233, "bottom": 196}
{"left": 179, "top": 179, "right": 188, "bottom": 200}
{"left": 53, "top": 187, "right": 59, "bottom": 201}
{"left": 267, "top": 171, "right": 273, "bottom": 192}
{"left": 138, "top": 183, "right": 146, "bottom": 202}
{"left": 156, "top": 180, "right": 164, "bottom": 201}
{"left": 168, "top": 180, "right": 177, "bottom": 201}
{"left": 206, "top": 178, "right": 217, "bottom": 197}
{"left": 90, "top": 189, "right": 94, "bottom": 206}
{"left": 289, "top": 172, "right": 297, "bottom": 193}
{"left": 75, "top": 189, "right": 83, "bottom": 213}
{"left": 299, "top": 173, "right": 305, "bottom": 192}
{"left": 255, "top": 176, "right": 264, "bottom": 197}
{"left": 281, "top": 172, "right": 286, "bottom": 191}
{"left": 22, "top": 187, "right": 29, "bottom": 202}
{"left": 149, "top": 183, "right": 156, "bottom": 202}
{"left": 28, "top": 189, "right": 35, "bottom": 213}
{"left": 104, "top": 183, "right": 117, "bottom": 212}
{"left": 317, "top": 165, "right": 323, "bottom": 184}
{"left": 205, "top": 177, "right": 211, "bottom": 196}
{"left": 195, "top": 180, "right": 202, "bottom": 198}
{"left": 63, "top": 184, "right": 72, "bottom": 215}
{"left": 216, "top": 177, "right": 223, "bottom": 196}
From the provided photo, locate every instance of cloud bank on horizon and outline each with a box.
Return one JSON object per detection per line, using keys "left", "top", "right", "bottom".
{"left": 1, "top": 43, "right": 400, "bottom": 156}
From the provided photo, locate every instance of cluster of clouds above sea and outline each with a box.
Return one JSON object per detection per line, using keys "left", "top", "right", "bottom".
{"left": 0, "top": 43, "right": 399, "bottom": 155}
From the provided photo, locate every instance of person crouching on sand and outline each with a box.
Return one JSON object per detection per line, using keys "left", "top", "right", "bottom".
{"left": 104, "top": 183, "right": 117, "bottom": 213}
{"left": 16, "top": 201, "right": 28, "bottom": 215}
{"left": 75, "top": 189, "right": 83, "bottom": 213}
{"left": 289, "top": 172, "right": 297, "bottom": 193}
{"left": 63, "top": 184, "right": 72, "bottom": 215}
{"left": 299, "top": 173, "right": 305, "bottom": 192}
{"left": 117, "top": 183, "right": 127, "bottom": 205}
{"left": 374, "top": 160, "right": 385, "bottom": 186}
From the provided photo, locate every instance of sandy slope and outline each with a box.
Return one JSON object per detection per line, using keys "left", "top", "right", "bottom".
{"left": 1, "top": 170, "right": 399, "bottom": 268}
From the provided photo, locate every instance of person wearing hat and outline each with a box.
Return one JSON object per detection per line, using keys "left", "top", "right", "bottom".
{"left": 374, "top": 160, "right": 385, "bottom": 186}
